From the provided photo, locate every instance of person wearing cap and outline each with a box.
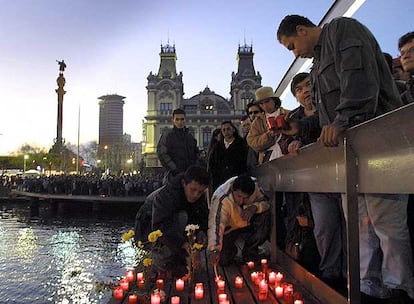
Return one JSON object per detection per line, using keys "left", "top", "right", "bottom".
{"left": 246, "top": 86, "right": 291, "bottom": 164}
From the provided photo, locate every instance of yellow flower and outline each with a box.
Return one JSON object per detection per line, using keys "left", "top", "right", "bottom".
{"left": 143, "top": 258, "right": 152, "bottom": 267}
{"left": 122, "top": 229, "right": 135, "bottom": 242}
{"left": 192, "top": 243, "right": 203, "bottom": 250}
{"left": 148, "top": 230, "right": 163, "bottom": 243}
{"left": 137, "top": 241, "right": 144, "bottom": 248}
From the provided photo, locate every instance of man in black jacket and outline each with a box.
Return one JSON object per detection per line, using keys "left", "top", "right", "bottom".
{"left": 134, "top": 166, "right": 209, "bottom": 277}
{"left": 277, "top": 15, "right": 413, "bottom": 302}
{"left": 157, "top": 108, "right": 199, "bottom": 182}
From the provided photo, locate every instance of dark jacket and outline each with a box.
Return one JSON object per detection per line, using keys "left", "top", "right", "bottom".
{"left": 207, "top": 137, "right": 248, "bottom": 191}
{"left": 401, "top": 76, "right": 414, "bottom": 105}
{"left": 287, "top": 106, "right": 321, "bottom": 145}
{"left": 157, "top": 127, "right": 199, "bottom": 174}
{"left": 311, "top": 17, "right": 403, "bottom": 128}
{"left": 134, "top": 173, "right": 208, "bottom": 253}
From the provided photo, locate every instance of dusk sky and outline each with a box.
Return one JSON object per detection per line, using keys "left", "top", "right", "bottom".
{"left": 0, "top": 1, "right": 411, "bottom": 155}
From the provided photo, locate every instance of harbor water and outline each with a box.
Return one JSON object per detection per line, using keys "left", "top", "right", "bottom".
{"left": 0, "top": 199, "right": 139, "bottom": 304}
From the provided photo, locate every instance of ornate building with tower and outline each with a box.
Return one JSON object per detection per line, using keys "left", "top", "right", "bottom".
{"left": 142, "top": 43, "right": 262, "bottom": 167}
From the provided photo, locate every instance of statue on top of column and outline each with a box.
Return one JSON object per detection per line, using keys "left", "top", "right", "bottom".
{"left": 56, "top": 60, "right": 66, "bottom": 72}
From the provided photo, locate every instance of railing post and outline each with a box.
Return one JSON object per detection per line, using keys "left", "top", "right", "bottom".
{"left": 344, "top": 136, "right": 361, "bottom": 304}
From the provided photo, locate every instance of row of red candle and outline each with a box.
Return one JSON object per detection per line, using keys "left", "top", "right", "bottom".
{"left": 246, "top": 262, "right": 305, "bottom": 303}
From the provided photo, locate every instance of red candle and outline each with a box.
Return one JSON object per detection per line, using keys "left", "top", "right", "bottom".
{"left": 137, "top": 272, "right": 144, "bottom": 281}
{"left": 113, "top": 287, "right": 124, "bottom": 300}
{"left": 284, "top": 283, "right": 294, "bottom": 303}
{"left": 234, "top": 276, "right": 243, "bottom": 289}
{"left": 120, "top": 279, "right": 129, "bottom": 291}
{"left": 261, "top": 259, "right": 267, "bottom": 266}
{"left": 126, "top": 270, "right": 135, "bottom": 282}
{"left": 218, "top": 293, "right": 227, "bottom": 302}
{"left": 137, "top": 279, "right": 144, "bottom": 289}
{"left": 128, "top": 294, "right": 138, "bottom": 304}
{"left": 258, "top": 279, "right": 268, "bottom": 301}
{"left": 268, "top": 271, "right": 276, "bottom": 285}
{"left": 216, "top": 279, "right": 225, "bottom": 292}
{"left": 156, "top": 279, "right": 164, "bottom": 290}
{"left": 276, "top": 271, "right": 284, "bottom": 283}
{"left": 175, "top": 278, "right": 185, "bottom": 291}
{"left": 294, "top": 300, "right": 304, "bottom": 304}
{"left": 194, "top": 283, "right": 204, "bottom": 300}
{"left": 151, "top": 292, "right": 161, "bottom": 304}
{"left": 275, "top": 286, "right": 284, "bottom": 298}
{"left": 251, "top": 271, "right": 258, "bottom": 282}
{"left": 247, "top": 261, "right": 255, "bottom": 269}
{"left": 171, "top": 295, "right": 180, "bottom": 304}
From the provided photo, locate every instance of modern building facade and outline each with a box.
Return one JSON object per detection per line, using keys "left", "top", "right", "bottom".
{"left": 142, "top": 43, "right": 262, "bottom": 167}
{"left": 97, "top": 94, "right": 136, "bottom": 174}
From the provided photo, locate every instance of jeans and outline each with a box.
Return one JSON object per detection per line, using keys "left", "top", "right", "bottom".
{"left": 346, "top": 193, "right": 414, "bottom": 299}
{"left": 308, "top": 192, "right": 346, "bottom": 279}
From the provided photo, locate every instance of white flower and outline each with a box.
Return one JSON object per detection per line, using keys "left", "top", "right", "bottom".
{"left": 185, "top": 224, "right": 199, "bottom": 232}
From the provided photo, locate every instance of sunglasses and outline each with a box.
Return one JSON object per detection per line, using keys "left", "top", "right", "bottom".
{"left": 249, "top": 110, "right": 260, "bottom": 115}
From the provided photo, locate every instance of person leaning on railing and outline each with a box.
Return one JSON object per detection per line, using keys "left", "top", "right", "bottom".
{"left": 281, "top": 72, "right": 346, "bottom": 286}
{"left": 277, "top": 14, "right": 414, "bottom": 303}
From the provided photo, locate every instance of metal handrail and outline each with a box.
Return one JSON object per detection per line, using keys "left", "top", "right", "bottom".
{"left": 259, "top": 103, "right": 414, "bottom": 303}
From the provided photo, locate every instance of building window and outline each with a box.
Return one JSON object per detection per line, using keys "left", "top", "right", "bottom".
{"left": 160, "top": 103, "right": 172, "bottom": 111}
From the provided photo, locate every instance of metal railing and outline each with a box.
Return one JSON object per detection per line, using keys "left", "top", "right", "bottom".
{"left": 259, "top": 103, "right": 414, "bottom": 304}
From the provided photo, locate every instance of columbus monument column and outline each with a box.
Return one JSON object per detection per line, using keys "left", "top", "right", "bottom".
{"left": 55, "top": 60, "right": 66, "bottom": 148}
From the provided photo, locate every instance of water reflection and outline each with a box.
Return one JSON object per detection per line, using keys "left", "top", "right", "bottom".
{"left": 16, "top": 227, "right": 38, "bottom": 261}
{"left": 0, "top": 199, "right": 139, "bottom": 303}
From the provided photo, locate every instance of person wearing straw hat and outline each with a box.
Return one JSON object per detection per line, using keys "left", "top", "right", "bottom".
{"left": 246, "top": 86, "right": 291, "bottom": 164}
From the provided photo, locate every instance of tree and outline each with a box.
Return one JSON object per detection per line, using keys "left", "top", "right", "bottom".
{"left": 16, "top": 144, "right": 47, "bottom": 155}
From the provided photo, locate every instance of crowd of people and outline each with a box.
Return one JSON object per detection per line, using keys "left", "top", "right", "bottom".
{"left": 134, "top": 15, "right": 414, "bottom": 304}
{"left": 1, "top": 173, "right": 164, "bottom": 197}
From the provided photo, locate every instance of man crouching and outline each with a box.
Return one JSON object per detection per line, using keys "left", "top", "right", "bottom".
{"left": 207, "top": 175, "right": 270, "bottom": 266}
{"left": 134, "top": 166, "right": 210, "bottom": 277}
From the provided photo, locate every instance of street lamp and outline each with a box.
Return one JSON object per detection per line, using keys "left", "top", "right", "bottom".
{"left": 104, "top": 145, "right": 108, "bottom": 174}
{"left": 23, "top": 154, "right": 29, "bottom": 173}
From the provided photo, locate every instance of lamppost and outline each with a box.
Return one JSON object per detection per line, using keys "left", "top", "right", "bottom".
{"left": 126, "top": 158, "right": 133, "bottom": 175}
{"left": 23, "top": 154, "right": 29, "bottom": 173}
{"left": 103, "top": 145, "right": 109, "bottom": 174}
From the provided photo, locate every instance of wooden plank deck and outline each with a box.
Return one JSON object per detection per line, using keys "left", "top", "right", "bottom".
{"left": 108, "top": 251, "right": 323, "bottom": 304}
